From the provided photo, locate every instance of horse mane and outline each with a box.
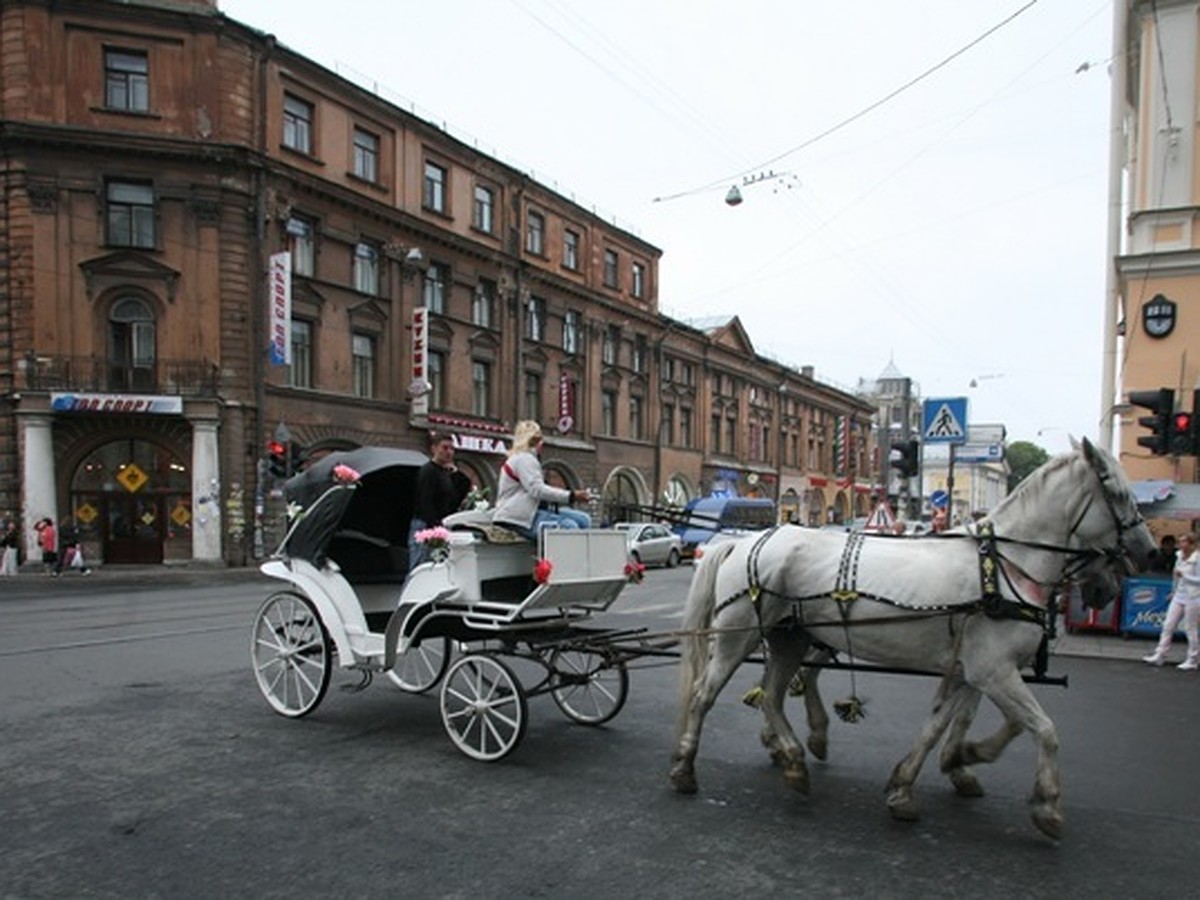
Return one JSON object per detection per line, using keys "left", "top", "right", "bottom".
{"left": 979, "top": 448, "right": 1079, "bottom": 527}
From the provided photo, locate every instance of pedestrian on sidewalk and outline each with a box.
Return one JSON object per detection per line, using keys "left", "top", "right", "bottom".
{"left": 34, "top": 518, "right": 58, "bottom": 576}
{"left": 1143, "top": 531, "right": 1200, "bottom": 670}
{"left": 1, "top": 520, "right": 18, "bottom": 576}
{"left": 55, "top": 517, "right": 90, "bottom": 576}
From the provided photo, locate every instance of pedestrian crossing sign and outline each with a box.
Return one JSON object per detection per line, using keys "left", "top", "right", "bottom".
{"left": 922, "top": 397, "right": 968, "bottom": 444}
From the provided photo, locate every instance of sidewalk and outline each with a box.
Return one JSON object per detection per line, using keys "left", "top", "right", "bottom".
{"left": 1050, "top": 628, "right": 1152, "bottom": 662}
{"left": 2, "top": 563, "right": 269, "bottom": 595}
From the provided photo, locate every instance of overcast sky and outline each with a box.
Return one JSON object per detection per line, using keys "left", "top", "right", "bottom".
{"left": 220, "top": 0, "right": 1114, "bottom": 456}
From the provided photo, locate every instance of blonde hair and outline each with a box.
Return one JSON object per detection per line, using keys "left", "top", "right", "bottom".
{"left": 510, "top": 420, "right": 543, "bottom": 456}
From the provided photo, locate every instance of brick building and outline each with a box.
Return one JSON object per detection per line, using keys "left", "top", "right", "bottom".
{"left": 0, "top": 0, "right": 875, "bottom": 567}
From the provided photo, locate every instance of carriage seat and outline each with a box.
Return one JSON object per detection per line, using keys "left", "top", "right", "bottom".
{"left": 443, "top": 508, "right": 527, "bottom": 544}
{"left": 326, "top": 529, "right": 409, "bottom": 583}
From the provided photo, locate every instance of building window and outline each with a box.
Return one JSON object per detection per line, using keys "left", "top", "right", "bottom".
{"left": 602, "top": 326, "right": 618, "bottom": 367}
{"left": 473, "top": 279, "right": 495, "bottom": 328}
{"left": 352, "top": 333, "right": 375, "bottom": 398}
{"left": 725, "top": 416, "right": 736, "bottom": 455}
{"left": 108, "top": 296, "right": 156, "bottom": 391}
{"left": 682, "top": 362, "right": 695, "bottom": 387}
{"left": 290, "top": 320, "right": 313, "bottom": 388}
{"left": 680, "top": 408, "right": 693, "bottom": 448}
{"left": 603, "top": 249, "right": 619, "bottom": 288}
{"left": 423, "top": 262, "right": 449, "bottom": 314}
{"left": 105, "top": 180, "right": 155, "bottom": 249}
{"left": 526, "top": 296, "right": 545, "bottom": 341}
{"left": 352, "top": 127, "right": 379, "bottom": 183}
{"left": 527, "top": 211, "right": 545, "bottom": 256}
{"left": 472, "top": 361, "right": 491, "bottom": 417}
{"left": 105, "top": 49, "right": 149, "bottom": 112}
{"left": 428, "top": 350, "right": 445, "bottom": 409}
{"left": 563, "top": 310, "right": 581, "bottom": 355}
{"left": 630, "top": 396, "right": 644, "bottom": 441}
{"left": 563, "top": 229, "right": 579, "bottom": 270}
{"left": 423, "top": 160, "right": 446, "bottom": 213}
{"left": 354, "top": 242, "right": 379, "bottom": 295}
{"left": 662, "top": 403, "right": 675, "bottom": 444}
{"left": 632, "top": 261, "right": 646, "bottom": 298}
{"left": 662, "top": 356, "right": 675, "bottom": 384}
{"left": 283, "top": 93, "right": 313, "bottom": 154}
{"left": 524, "top": 372, "right": 542, "bottom": 422}
{"left": 632, "top": 335, "right": 647, "bottom": 374}
{"left": 473, "top": 184, "right": 494, "bottom": 233}
{"left": 602, "top": 391, "right": 616, "bottom": 436}
{"left": 287, "top": 216, "right": 315, "bottom": 277}
{"left": 711, "top": 414, "right": 721, "bottom": 454}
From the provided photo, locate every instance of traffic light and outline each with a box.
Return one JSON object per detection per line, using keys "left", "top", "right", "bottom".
{"left": 1170, "top": 411, "right": 1193, "bottom": 456}
{"left": 267, "top": 440, "right": 289, "bottom": 478}
{"left": 890, "top": 438, "right": 920, "bottom": 479}
{"left": 1128, "top": 388, "right": 1173, "bottom": 456}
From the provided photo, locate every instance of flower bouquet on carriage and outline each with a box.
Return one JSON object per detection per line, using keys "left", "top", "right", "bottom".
{"left": 414, "top": 525, "right": 452, "bottom": 563}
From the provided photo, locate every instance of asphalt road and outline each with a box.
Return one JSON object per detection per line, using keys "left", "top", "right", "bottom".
{"left": 2, "top": 565, "right": 1198, "bottom": 898}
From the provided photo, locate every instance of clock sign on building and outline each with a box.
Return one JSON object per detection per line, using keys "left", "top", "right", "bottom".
{"left": 1142, "top": 294, "right": 1177, "bottom": 339}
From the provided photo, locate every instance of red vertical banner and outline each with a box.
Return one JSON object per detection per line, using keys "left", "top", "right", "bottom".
{"left": 557, "top": 371, "right": 575, "bottom": 433}
{"left": 410, "top": 307, "right": 429, "bottom": 416}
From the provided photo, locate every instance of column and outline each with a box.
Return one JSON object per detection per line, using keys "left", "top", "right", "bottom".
{"left": 191, "top": 419, "right": 222, "bottom": 562}
{"left": 21, "top": 414, "right": 57, "bottom": 563}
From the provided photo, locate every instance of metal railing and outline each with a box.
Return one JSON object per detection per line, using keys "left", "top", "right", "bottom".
{"left": 20, "top": 354, "right": 221, "bottom": 396}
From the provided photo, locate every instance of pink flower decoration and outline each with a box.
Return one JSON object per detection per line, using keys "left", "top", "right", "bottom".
{"left": 534, "top": 558, "right": 553, "bottom": 584}
{"left": 414, "top": 526, "right": 451, "bottom": 547}
{"left": 624, "top": 561, "right": 646, "bottom": 584}
{"left": 332, "top": 464, "right": 361, "bottom": 484}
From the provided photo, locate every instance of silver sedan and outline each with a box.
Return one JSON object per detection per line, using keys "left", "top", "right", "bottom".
{"left": 615, "top": 522, "right": 683, "bottom": 568}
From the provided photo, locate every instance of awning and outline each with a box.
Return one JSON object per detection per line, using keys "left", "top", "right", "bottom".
{"left": 1134, "top": 480, "right": 1200, "bottom": 521}
{"left": 1132, "top": 480, "right": 1174, "bottom": 505}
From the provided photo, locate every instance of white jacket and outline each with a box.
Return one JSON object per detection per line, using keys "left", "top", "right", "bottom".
{"left": 492, "top": 451, "right": 572, "bottom": 529}
{"left": 1174, "top": 550, "right": 1200, "bottom": 603}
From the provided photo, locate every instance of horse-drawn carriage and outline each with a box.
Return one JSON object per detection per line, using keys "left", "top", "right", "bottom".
{"left": 252, "top": 447, "right": 638, "bottom": 760}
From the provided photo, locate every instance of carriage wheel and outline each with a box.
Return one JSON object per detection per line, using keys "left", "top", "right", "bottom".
{"left": 439, "top": 654, "right": 527, "bottom": 761}
{"left": 549, "top": 648, "right": 629, "bottom": 725}
{"left": 251, "top": 591, "right": 332, "bottom": 718}
{"left": 386, "top": 636, "right": 451, "bottom": 693}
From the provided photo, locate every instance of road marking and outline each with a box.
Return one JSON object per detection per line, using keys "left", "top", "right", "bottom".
{"left": 611, "top": 602, "right": 682, "bottom": 616}
{"left": 0, "top": 623, "right": 243, "bottom": 657}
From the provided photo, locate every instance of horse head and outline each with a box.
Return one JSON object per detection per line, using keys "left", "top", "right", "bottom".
{"left": 1073, "top": 437, "right": 1157, "bottom": 575}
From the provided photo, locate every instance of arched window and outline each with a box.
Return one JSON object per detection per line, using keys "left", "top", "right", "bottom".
{"left": 109, "top": 296, "right": 156, "bottom": 391}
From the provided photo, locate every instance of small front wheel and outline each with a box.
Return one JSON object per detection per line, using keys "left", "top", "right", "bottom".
{"left": 251, "top": 591, "right": 332, "bottom": 718}
{"left": 387, "top": 636, "right": 451, "bottom": 693}
{"left": 440, "top": 655, "right": 527, "bottom": 761}
{"left": 549, "top": 648, "right": 629, "bottom": 725}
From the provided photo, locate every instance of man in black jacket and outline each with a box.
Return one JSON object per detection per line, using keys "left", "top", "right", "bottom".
{"left": 407, "top": 432, "right": 471, "bottom": 566}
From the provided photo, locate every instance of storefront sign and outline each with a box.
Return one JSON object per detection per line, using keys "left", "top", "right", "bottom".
{"left": 411, "top": 307, "right": 430, "bottom": 417}
{"left": 450, "top": 433, "right": 508, "bottom": 455}
{"left": 268, "top": 251, "right": 292, "bottom": 365}
{"left": 51, "top": 393, "right": 183, "bottom": 414}
{"left": 557, "top": 371, "right": 574, "bottom": 433}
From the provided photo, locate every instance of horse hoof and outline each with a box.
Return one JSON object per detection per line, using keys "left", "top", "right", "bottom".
{"left": 949, "top": 768, "right": 985, "bottom": 798}
{"left": 783, "top": 764, "right": 810, "bottom": 795}
{"left": 1032, "top": 807, "right": 1064, "bottom": 841}
{"left": 807, "top": 734, "right": 828, "bottom": 762}
{"left": 669, "top": 768, "right": 698, "bottom": 795}
{"left": 886, "top": 789, "right": 920, "bottom": 822}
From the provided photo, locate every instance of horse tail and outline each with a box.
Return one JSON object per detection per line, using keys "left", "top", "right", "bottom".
{"left": 676, "top": 539, "right": 739, "bottom": 738}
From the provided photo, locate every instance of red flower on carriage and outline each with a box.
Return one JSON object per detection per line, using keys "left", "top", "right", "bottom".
{"left": 332, "top": 464, "right": 361, "bottom": 485}
{"left": 533, "top": 558, "right": 553, "bottom": 584}
{"left": 624, "top": 561, "right": 646, "bottom": 584}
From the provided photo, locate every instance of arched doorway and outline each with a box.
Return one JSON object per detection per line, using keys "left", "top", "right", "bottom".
{"left": 600, "top": 467, "right": 646, "bottom": 526}
{"left": 70, "top": 439, "right": 191, "bottom": 564}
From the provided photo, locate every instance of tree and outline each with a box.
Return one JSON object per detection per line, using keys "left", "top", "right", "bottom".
{"left": 1006, "top": 441, "right": 1050, "bottom": 492}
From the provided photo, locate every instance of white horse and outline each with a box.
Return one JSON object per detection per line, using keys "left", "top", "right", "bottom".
{"left": 670, "top": 439, "right": 1154, "bottom": 839}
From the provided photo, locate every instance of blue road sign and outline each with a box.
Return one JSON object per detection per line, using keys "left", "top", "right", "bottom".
{"left": 922, "top": 397, "right": 969, "bottom": 445}
{"left": 929, "top": 489, "right": 949, "bottom": 509}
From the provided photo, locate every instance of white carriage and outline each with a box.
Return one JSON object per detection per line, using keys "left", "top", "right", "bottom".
{"left": 252, "top": 447, "right": 635, "bottom": 761}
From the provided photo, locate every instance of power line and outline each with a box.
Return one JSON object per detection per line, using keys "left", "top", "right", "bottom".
{"left": 653, "top": 0, "right": 1040, "bottom": 203}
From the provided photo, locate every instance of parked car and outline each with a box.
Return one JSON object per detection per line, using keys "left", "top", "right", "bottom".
{"left": 615, "top": 522, "right": 683, "bottom": 568}
{"left": 672, "top": 496, "right": 776, "bottom": 558}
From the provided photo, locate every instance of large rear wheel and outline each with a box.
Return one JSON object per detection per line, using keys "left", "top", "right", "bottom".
{"left": 387, "top": 636, "right": 451, "bottom": 693}
{"left": 251, "top": 591, "right": 332, "bottom": 718}
{"left": 440, "top": 654, "right": 527, "bottom": 761}
{"left": 549, "top": 648, "right": 628, "bottom": 725}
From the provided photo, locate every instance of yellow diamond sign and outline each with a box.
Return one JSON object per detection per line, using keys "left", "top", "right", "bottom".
{"left": 171, "top": 503, "right": 191, "bottom": 527}
{"left": 141, "top": 510, "right": 156, "bottom": 526}
{"left": 117, "top": 464, "right": 149, "bottom": 493}
{"left": 76, "top": 503, "right": 98, "bottom": 525}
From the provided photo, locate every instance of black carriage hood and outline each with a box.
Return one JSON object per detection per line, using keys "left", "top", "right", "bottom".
{"left": 280, "top": 447, "right": 428, "bottom": 564}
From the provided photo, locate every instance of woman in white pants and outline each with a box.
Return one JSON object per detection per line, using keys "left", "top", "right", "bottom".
{"left": 1143, "top": 532, "right": 1200, "bottom": 670}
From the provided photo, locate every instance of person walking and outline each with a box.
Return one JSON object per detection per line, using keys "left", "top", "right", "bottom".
{"left": 407, "top": 432, "right": 471, "bottom": 567}
{"left": 493, "top": 420, "right": 592, "bottom": 540}
{"left": 55, "top": 517, "right": 90, "bottom": 576}
{"left": 1, "top": 521, "right": 18, "bottom": 576}
{"left": 1143, "top": 531, "right": 1200, "bottom": 670}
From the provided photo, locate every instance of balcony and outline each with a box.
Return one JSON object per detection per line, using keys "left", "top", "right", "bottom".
{"left": 19, "top": 354, "right": 220, "bottom": 397}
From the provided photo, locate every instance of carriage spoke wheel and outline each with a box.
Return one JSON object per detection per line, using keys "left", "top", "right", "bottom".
{"left": 549, "top": 648, "right": 629, "bottom": 725}
{"left": 387, "top": 636, "right": 452, "bottom": 693}
{"left": 251, "top": 591, "right": 332, "bottom": 718}
{"left": 440, "top": 654, "right": 527, "bottom": 761}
